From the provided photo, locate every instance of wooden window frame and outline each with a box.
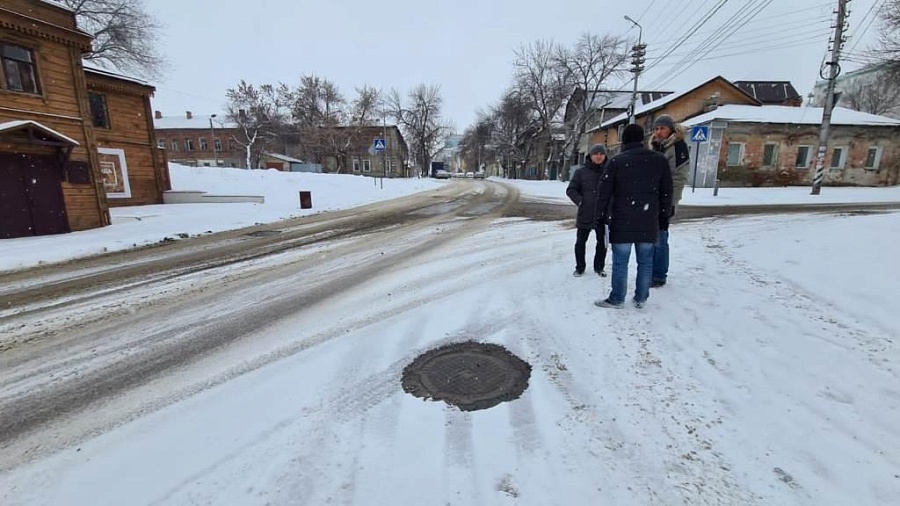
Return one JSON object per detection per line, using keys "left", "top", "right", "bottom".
{"left": 88, "top": 91, "right": 111, "bottom": 129}
{"left": 0, "top": 42, "right": 41, "bottom": 95}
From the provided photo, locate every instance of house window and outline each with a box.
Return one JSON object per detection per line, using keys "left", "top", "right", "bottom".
{"left": 157, "top": 138, "right": 166, "bottom": 149}
{"left": 864, "top": 146, "right": 882, "bottom": 169}
{"left": 726, "top": 143, "right": 743, "bottom": 166}
{"left": 88, "top": 92, "right": 110, "bottom": 128}
{"left": 214, "top": 139, "right": 222, "bottom": 152}
{"left": 829, "top": 146, "right": 847, "bottom": 169}
{"left": 762, "top": 143, "right": 778, "bottom": 167}
{"left": 352, "top": 158, "right": 360, "bottom": 172}
{"left": 199, "top": 137, "right": 209, "bottom": 151}
{"left": 171, "top": 139, "right": 179, "bottom": 152}
{"left": 363, "top": 158, "right": 371, "bottom": 172}
{"left": 1, "top": 43, "right": 40, "bottom": 94}
{"left": 185, "top": 139, "right": 194, "bottom": 151}
{"left": 795, "top": 145, "right": 812, "bottom": 169}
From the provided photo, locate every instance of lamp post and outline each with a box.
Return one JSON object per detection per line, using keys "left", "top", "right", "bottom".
{"left": 624, "top": 15, "right": 645, "bottom": 125}
{"left": 209, "top": 113, "right": 218, "bottom": 166}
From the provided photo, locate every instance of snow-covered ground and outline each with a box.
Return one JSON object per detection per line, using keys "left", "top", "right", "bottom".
{"left": 1, "top": 167, "right": 898, "bottom": 505}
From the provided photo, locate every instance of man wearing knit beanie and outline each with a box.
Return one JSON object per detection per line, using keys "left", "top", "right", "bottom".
{"left": 593, "top": 123, "right": 673, "bottom": 309}
{"left": 566, "top": 143, "right": 609, "bottom": 277}
{"left": 650, "top": 114, "right": 690, "bottom": 288}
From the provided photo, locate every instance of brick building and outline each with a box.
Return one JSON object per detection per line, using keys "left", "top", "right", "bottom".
{"left": 683, "top": 104, "right": 900, "bottom": 187}
{"left": 153, "top": 111, "right": 245, "bottom": 168}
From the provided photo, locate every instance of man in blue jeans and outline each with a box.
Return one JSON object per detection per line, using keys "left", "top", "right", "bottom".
{"left": 594, "top": 123, "right": 673, "bottom": 309}
{"left": 650, "top": 114, "right": 690, "bottom": 287}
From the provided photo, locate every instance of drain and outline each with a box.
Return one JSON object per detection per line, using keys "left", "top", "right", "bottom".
{"left": 245, "top": 230, "right": 282, "bottom": 238}
{"left": 401, "top": 341, "right": 531, "bottom": 411}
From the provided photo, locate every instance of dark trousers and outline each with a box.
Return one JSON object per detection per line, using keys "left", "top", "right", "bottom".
{"left": 574, "top": 226, "right": 607, "bottom": 273}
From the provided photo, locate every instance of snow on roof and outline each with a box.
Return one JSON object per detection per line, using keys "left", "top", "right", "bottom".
{"left": 154, "top": 114, "right": 238, "bottom": 130}
{"left": 37, "top": 0, "right": 75, "bottom": 13}
{"left": 83, "top": 62, "right": 152, "bottom": 87}
{"left": 682, "top": 105, "right": 900, "bottom": 127}
{"left": 600, "top": 76, "right": 754, "bottom": 128}
{"left": 0, "top": 120, "right": 80, "bottom": 145}
{"left": 265, "top": 153, "right": 306, "bottom": 164}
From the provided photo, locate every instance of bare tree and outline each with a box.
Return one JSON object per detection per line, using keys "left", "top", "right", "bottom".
{"left": 842, "top": 69, "right": 900, "bottom": 116}
{"left": 350, "top": 85, "right": 383, "bottom": 126}
{"left": 490, "top": 89, "right": 536, "bottom": 178}
{"left": 287, "top": 75, "right": 346, "bottom": 128}
{"left": 878, "top": 0, "right": 900, "bottom": 66}
{"left": 556, "top": 34, "right": 629, "bottom": 177}
{"left": 225, "top": 80, "right": 289, "bottom": 169}
{"left": 459, "top": 113, "right": 495, "bottom": 173}
{"left": 387, "top": 84, "right": 450, "bottom": 177}
{"left": 513, "top": 39, "right": 571, "bottom": 179}
{"left": 58, "top": 0, "right": 166, "bottom": 79}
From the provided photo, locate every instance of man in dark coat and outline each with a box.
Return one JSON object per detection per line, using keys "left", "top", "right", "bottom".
{"left": 594, "top": 123, "right": 673, "bottom": 309}
{"left": 650, "top": 114, "right": 690, "bottom": 287}
{"left": 566, "top": 143, "right": 609, "bottom": 277}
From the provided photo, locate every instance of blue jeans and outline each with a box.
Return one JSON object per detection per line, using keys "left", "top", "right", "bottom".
{"left": 609, "top": 242, "right": 655, "bottom": 304}
{"left": 653, "top": 230, "right": 670, "bottom": 282}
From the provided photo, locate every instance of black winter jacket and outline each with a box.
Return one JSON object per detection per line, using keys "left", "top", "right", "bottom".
{"left": 595, "top": 142, "right": 673, "bottom": 244}
{"left": 566, "top": 159, "right": 607, "bottom": 229}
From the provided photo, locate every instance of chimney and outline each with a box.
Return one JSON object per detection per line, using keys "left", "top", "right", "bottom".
{"left": 154, "top": 110, "right": 162, "bottom": 119}
{"left": 186, "top": 111, "right": 193, "bottom": 119}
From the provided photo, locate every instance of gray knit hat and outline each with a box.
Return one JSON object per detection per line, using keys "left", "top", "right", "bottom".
{"left": 589, "top": 143, "right": 607, "bottom": 155}
{"left": 653, "top": 114, "right": 676, "bottom": 130}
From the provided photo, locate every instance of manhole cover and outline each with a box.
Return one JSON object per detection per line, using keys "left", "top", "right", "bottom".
{"left": 401, "top": 341, "right": 532, "bottom": 411}
{"left": 245, "top": 230, "right": 282, "bottom": 238}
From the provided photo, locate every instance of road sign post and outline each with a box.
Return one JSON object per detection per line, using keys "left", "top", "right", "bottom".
{"left": 689, "top": 126, "right": 709, "bottom": 193}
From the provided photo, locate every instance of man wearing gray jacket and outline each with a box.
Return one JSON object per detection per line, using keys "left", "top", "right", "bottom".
{"left": 649, "top": 114, "right": 690, "bottom": 287}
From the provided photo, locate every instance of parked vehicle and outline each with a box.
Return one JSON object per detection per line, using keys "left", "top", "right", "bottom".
{"left": 434, "top": 170, "right": 451, "bottom": 179}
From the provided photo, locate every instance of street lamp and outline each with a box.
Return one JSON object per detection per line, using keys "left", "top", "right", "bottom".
{"left": 209, "top": 113, "right": 219, "bottom": 166}
{"left": 624, "top": 15, "right": 645, "bottom": 125}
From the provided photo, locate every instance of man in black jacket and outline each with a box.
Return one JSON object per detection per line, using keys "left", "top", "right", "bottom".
{"left": 566, "top": 144, "right": 608, "bottom": 277}
{"left": 594, "top": 123, "right": 673, "bottom": 309}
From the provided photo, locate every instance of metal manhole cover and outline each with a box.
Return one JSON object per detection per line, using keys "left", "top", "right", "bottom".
{"left": 401, "top": 341, "right": 532, "bottom": 411}
{"left": 245, "top": 230, "right": 282, "bottom": 238}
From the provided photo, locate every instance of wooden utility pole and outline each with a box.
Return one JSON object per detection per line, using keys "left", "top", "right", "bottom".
{"left": 811, "top": 0, "right": 850, "bottom": 195}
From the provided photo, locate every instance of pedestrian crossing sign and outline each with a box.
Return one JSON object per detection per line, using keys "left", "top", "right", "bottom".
{"left": 690, "top": 126, "right": 709, "bottom": 142}
{"left": 372, "top": 139, "right": 386, "bottom": 152}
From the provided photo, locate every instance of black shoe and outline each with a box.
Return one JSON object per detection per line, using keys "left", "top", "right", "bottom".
{"left": 651, "top": 279, "right": 666, "bottom": 288}
{"left": 633, "top": 299, "right": 646, "bottom": 308}
{"left": 573, "top": 269, "right": 584, "bottom": 277}
{"left": 595, "top": 270, "right": 607, "bottom": 277}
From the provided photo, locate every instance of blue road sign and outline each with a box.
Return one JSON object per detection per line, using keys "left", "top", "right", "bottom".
{"left": 690, "top": 126, "right": 709, "bottom": 142}
{"left": 373, "top": 138, "right": 386, "bottom": 153}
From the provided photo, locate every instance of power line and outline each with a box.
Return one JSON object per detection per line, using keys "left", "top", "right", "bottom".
{"left": 646, "top": 0, "right": 705, "bottom": 44}
{"left": 636, "top": 0, "right": 659, "bottom": 23}
{"left": 682, "top": 34, "right": 833, "bottom": 64}
{"left": 647, "top": 25, "right": 832, "bottom": 61}
{"left": 846, "top": 0, "right": 887, "bottom": 53}
{"left": 651, "top": 0, "right": 778, "bottom": 89}
{"left": 641, "top": 0, "right": 731, "bottom": 77}
{"left": 646, "top": 14, "right": 831, "bottom": 53}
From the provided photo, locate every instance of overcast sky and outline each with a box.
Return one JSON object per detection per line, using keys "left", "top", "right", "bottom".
{"left": 147, "top": 0, "right": 885, "bottom": 130}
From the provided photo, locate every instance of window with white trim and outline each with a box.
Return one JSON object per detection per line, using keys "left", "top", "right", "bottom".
{"left": 214, "top": 139, "right": 222, "bottom": 152}
{"left": 864, "top": 146, "right": 882, "bottom": 170}
{"left": 762, "top": 143, "right": 778, "bottom": 167}
{"left": 829, "top": 146, "right": 847, "bottom": 169}
{"left": 199, "top": 138, "right": 209, "bottom": 151}
{"left": 726, "top": 142, "right": 744, "bottom": 166}
{"left": 352, "top": 158, "right": 360, "bottom": 172}
{"left": 795, "top": 145, "right": 813, "bottom": 169}
{"left": 362, "top": 158, "right": 371, "bottom": 172}
{"left": 171, "top": 139, "right": 179, "bottom": 152}
{"left": 185, "top": 139, "right": 194, "bottom": 151}
{"left": 157, "top": 138, "right": 166, "bottom": 149}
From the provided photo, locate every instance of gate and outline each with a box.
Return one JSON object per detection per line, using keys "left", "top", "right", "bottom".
{"left": 0, "top": 152, "right": 69, "bottom": 239}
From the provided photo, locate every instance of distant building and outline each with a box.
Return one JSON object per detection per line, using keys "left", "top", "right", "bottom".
{"left": 153, "top": 111, "right": 245, "bottom": 168}
{"left": 811, "top": 63, "right": 900, "bottom": 119}
{"left": 733, "top": 81, "right": 802, "bottom": 106}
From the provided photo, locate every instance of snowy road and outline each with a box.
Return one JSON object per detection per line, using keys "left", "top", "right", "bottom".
{"left": 1, "top": 184, "right": 898, "bottom": 505}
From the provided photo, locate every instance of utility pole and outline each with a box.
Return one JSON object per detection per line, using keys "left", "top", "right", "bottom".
{"left": 209, "top": 114, "right": 218, "bottom": 166}
{"left": 811, "top": 0, "right": 850, "bottom": 195}
{"left": 624, "top": 15, "right": 646, "bottom": 125}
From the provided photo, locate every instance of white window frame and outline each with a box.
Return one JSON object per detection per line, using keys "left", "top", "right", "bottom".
{"left": 829, "top": 146, "right": 848, "bottom": 170}
{"left": 214, "top": 139, "right": 222, "bottom": 152}
{"left": 363, "top": 158, "right": 371, "bottom": 172}
{"left": 762, "top": 142, "right": 779, "bottom": 167}
{"left": 97, "top": 147, "right": 132, "bottom": 199}
{"left": 185, "top": 139, "right": 194, "bottom": 152}
{"left": 795, "top": 145, "right": 813, "bottom": 169}
{"left": 726, "top": 142, "right": 744, "bottom": 166}
{"left": 157, "top": 138, "right": 166, "bottom": 149}
{"left": 352, "top": 158, "right": 360, "bottom": 172}
{"left": 864, "top": 146, "right": 883, "bottom": 170}
{"left": 199, "top": 137, "right": 209, "bottom": 151}
{"left": 170, "top": 139, "right": 179, "bottom": 152}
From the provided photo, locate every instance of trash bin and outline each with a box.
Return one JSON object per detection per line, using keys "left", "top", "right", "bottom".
{"left": 299, "top": 191, "right": 312, "bottom": 209}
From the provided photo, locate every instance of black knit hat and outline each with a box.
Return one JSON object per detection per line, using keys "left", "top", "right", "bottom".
{"left": 589, "top": 143, "right": 607, "bottom": 155}
{"left": 653, "top": 114, "right": 676, "bottom": 130}
{"left": 622, "top": 123, "right": 645, "bottom": 144}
